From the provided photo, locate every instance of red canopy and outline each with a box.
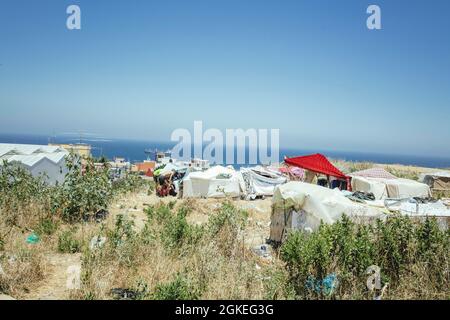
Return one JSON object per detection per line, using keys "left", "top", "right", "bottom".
{"left": 284, "top": 153, "right": 347, "bottom": 180}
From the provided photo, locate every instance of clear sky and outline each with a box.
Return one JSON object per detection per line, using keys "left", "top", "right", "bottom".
{"left": 1, "top": 0, "right": 449, "bottom": 157}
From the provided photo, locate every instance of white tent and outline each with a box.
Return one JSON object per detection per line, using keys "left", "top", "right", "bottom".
{"left": 350, "top": 168, "right": 431, "bottom": 199}
{"left": 350, "top": 176, "right": 389, "bottom": 200}
{"left": 270, "top": 182, "right": 385, "bottom": 243}
{"left": 0, "top": 143, "right": 69, "bottom": 185}
{"left": 240, "top": 166, "right": 287, "bottom": 199}
{"left": 182, "top": 165, "right": 242, "bottom": 198}
{"left": 383, "top": 178, "right": 431, "bottom": 198}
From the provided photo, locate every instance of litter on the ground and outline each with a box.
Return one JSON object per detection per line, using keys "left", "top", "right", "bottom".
{"left": 26, "top": 233, "right": 40, "bottom": 244}
{"left": 89, "top": 236, "right": 107, "bottom": 250}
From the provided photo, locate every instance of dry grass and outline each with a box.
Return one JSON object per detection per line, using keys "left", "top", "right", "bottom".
{"left": 70, "top": 200, "right": 287, "bottom": 300}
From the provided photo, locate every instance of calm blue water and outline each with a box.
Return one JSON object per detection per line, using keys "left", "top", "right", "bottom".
{"left": 1, "top": 133, "right": 449, "bottom": 169}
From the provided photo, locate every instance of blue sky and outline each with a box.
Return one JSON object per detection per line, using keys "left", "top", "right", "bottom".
{"left": 0, "top": 0, "right": 449, "bottom": 157}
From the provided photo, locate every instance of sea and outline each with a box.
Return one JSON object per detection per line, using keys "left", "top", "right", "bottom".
{"left": 1, "top": 133, "right": 449, "bottom": 169}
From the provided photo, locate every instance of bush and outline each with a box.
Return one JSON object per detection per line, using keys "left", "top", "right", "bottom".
{"left": 0, "top": 161, "right": 52, "bottom": 229}
{"left": 152, "top": 273, "right": 199, "bottom": 300}
{"left": 112, "top": 173, "right": 151, "bottom": 195}
{"left": 35, "top": 216, "right": 58, "bottom": 236}
{"left": 280, "top": 214, "right": 450, "bottom": 299}
{"left": 108, "top": 214, "right": 135, "bottom": 248}
{"left": 58, "top": 229, "right": 81, "bottom": 253}
{"left": 144, "top": 203, "right": 204, "bottom": 251}
{"left": 0, "top": 160, "right": 50, "bottom": 207}
{"left": 52, "top": 155, "right": 112, "bottom": 222}
{"left": 207, "top": 202, "right": 247, "bottom": 237}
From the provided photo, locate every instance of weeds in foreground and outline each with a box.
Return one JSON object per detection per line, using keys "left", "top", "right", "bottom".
{"left": 281, "top": 214, "right": 449, "bottom": 299}
{"left": 76, "top": 201, "right": 277, "bottom": 300}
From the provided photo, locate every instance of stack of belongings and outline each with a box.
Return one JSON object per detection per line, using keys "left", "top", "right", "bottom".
{"left": 349, "top": 167, "right": 431, "bottom": 200}
{"left": 240, "top": 165, "right": 287, "bottom": 200}
{"left": 182, "top": 165, "right": 242, "bottom": 198}
{"left": 269, "top": 181, "right": 385, "bottom": 243}
{"left": 419, "top": 171, "right": 450, "bottom": 194}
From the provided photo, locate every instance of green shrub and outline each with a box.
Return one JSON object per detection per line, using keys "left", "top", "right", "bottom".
{"left": 207, "top": 202, "right": 247, "bottom": 236}
{"left": 58, "top": 229, "right": 81, "bottom": 253}
{"left": 112, "top": 173, "right": 150, "bottom": 195}
{"left": 0, "top": 160, "right": 50, "bottom": 207}
{"left": 108, "top": 214, "right": 135, "bottom": 248}
{"left": 160, "top": 205, "right": 204, "bottom": 250}
{"left": 152, "top": 273, "right": 199, "bottom": 300}
{"left": 280, "top": 214, "right": 450, "bottom": 299}
{"left": 35, "top": 216, "right": 58, "bottom": 236}
{"left": 145, "top": 203, "right": 171, "bottom": 224}
{"left": 52, "top": 155, "right": 112, "bottom": 222}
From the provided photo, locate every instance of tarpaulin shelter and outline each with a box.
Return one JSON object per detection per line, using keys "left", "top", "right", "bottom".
{"left": 350, "top": 167, "right": 432, "bottom": 200}
{"left": 269, "top": 182, "right": 385, "bottom": 242}
{"left": 284, "top": 153, "right": 350, "bottom": 189}
{"left": 240, "top": 166, "right": 287, "bottom": 199}
{"left": 182, "top": 165, "right": 242, "bottom": 198}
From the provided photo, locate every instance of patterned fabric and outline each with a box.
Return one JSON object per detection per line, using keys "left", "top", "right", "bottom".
{"left": 350, "top": 167, "right": 397, "bottom": 179}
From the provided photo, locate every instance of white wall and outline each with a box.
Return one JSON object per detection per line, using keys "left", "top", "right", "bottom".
{"left": 28, "top": 158, "right": 68, "bottom": 186}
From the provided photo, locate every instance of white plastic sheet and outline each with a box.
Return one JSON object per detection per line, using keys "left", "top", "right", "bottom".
{"left": 270, "top": 182, "right": 385, "bottom": 242}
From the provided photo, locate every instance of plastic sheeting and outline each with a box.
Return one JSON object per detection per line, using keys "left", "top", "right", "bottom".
{"left": 351, "top": 176, "right": 431, "bottom": 199}
{"left": 240, "top": 166, "right": 287, "bottom": 199}
{"left": 182, "top": 165, "right": 242, "bottom": 198}
{"left": 384, "top": 178, "right": 431, "bottom": 198}
{"left": 351, "top": 176, "right": 389, "bottom": 200}
{"left": 270, "top": 182, "right": 385, "bottom": 243}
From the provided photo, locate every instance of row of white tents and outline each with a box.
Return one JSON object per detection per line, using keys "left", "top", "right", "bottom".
{"left": 165, "top": 163, "right": 449, "bottom": 243}
{"left": 180, "top": 165, "right": 287, "bottom": 200}
{"left": 176, "top": 164, "right": 435, "bottom": 202}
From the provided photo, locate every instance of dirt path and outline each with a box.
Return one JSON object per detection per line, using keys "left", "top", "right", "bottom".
{"left": 24, "top": 253, "right": 81, "bottom": 300}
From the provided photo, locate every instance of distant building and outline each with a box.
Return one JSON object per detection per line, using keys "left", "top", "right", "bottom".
{"left": 49, "top": 143, "right": 91, "bottom": 158}
{"left": 134, "top": 161, "right": 156, "bottom": 174}
{"left": 0, "top": 143, "right": 69, "bottom": 185}
{"left": 108, "top": 157, "right": 130, "bottom": 170}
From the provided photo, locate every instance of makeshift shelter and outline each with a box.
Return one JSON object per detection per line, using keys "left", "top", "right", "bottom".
{"left": 350, "top": 176, "right": 388, "bottom": 199}
{"left": 0, "top": 143, "right": 69, "bottom": 185}
{"left": 284, "top": 153, "right": 350, "bottom": 189}
{"left": 350, "top": 167, "right": 431, "bottom": 199}
{"left": 269, "top": 182, "right": 385, "bottom": 243}
{"left": 350, "top": 168, "right": 396, "bottom": 199}
{"left": 240, "top": 166, "right": 287, "bottom": 199}
{"left": 419, "top": 171, "right": 450, "bottom": 192}
{"left": 182, "top": 165, "right": 242, "bottom": 198}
